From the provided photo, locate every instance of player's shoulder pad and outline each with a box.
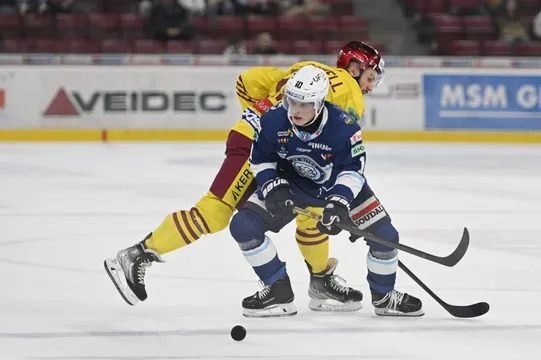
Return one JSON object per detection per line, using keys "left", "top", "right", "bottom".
{"left": 325, "top": 101, "right": 360, "bottom": 128}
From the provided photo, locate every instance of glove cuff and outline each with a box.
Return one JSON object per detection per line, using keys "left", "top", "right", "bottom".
{"left": 326, "top": 195, "right": 350, "bottom": 210}
{"left": 262, "top": 178, "right": 289, "bottom": 198}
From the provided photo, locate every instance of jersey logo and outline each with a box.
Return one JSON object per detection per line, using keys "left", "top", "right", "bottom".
{"left": 242, "top": 108, "right": 261, "bottom": 133}
{"left": 253, "top": 98, "right": 273, "bottom": 114}
{"left": 286, "top": 155, "right": 332, "bottom": 184}
{"left": 347, "top": 107, "right": 360, "bottom": 121}
{"left": 351, "top": 144, "right": 365, "bottom": 157}
{"left": 308, "top": 142, "right": 332, "bottom": 151}
{"left": 350, "top": 130, "right": 363, "bottom": 145}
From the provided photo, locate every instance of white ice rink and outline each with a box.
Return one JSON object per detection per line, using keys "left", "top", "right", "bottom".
{"left": 1, "top": 142, "right": 541, "bottom": 360}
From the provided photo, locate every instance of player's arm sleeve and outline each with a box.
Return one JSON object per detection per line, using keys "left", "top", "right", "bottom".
{"left": 329, "top": 127, "right": 366, "bottom": 203}
{"left": 249, "top": 113, "right": 280, "bottom": 186}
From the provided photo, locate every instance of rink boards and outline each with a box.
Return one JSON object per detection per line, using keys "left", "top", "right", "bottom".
{"left": 0, "top": 60, "right": 540, "bottom": 143}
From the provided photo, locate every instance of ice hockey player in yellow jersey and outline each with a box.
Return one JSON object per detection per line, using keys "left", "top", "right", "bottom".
{"left": 104, "top": 41, "right": 385, "bottom": 311}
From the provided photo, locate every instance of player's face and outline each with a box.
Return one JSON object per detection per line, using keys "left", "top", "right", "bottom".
{"left": 287, "top": 98, "right": 316, "bottom": 126}
{"left": 359, "top": 68, "right": 378, "bottom": 95}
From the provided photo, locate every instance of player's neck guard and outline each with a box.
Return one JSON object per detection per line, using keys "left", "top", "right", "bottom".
{"left": 289, "top": 106, "right": 329, "bottom": 142}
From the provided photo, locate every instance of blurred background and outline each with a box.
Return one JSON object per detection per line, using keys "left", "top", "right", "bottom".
{"left": 1, "top": 0, "right": 540, "bottom": 57}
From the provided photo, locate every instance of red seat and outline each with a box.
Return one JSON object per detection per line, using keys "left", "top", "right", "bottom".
{"left": 56, "top": 14, "right": 88, "bottom": 39}
{"left": 0, "top": 14, "right": 22, "bottom": 38}
{"left": 308, "top": 16, "right": 341, "bottom": 40}
{"left": 1, "top": 39, "right": 29, "bottom": 53}
{"left": 68, "top": 39, "right": 101, "bottom": 53}
{"left": 88, "top": 14, "right": 119, "bottom": 39}
{"left": 246, "top": 16, "right": 277, "bottom": 35}
{"left": 191, "top": 16, "right": 212, "bottom": 38}
{"left": 416, "top": 0, "right": 447, "bottom": 17}
{"left": 213, "top": 16, "right": 244, "bottom": 39}
{"left": 119, "top": 14, "right": 145, "bottom": 39}
{"left": 30, "top": 39, "right": 67, "bottom": 53}
{"left": 23, "top": 14, "right": 55, "bottom": 39}
{"left": 197, "top": 39, "right": 228, "bottom": 54}
{"left": 483, "top": 40, "right": 512, "bottom": 56}
{"left": 515, "top": 41, "right": 541, "bottom": 56}
{"left": 166, "top": 41, "right": 195, "bottom": 54}
{"left": 324, "top": 40, "right": 345, "bottom": 55}
{"left": 292, "top": 40, "right": 325, "bottom": 55}
{"left": 339, "top": 16, "right": 369, "bottom": 42}
{"left": 432, "top": 15, "right": 463, "bottom": 55}
{"left": 100, "top": 39, "right": 132, "bottom": 53}
{"left": 133, "top": 39, "right": 164, "bottom": 53}
{"left": 276, "top": 17, "right": 308, "bottom": 40}
{"left": 463, "top": 16, "right": 495, "bottom": 41}
{"left": 450, "top": 39, "right": 481, "bottom": 56}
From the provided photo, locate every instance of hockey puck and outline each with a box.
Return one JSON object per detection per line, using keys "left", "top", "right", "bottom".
{"left": 230, "top": 325, "right": 246, "bottom": 341}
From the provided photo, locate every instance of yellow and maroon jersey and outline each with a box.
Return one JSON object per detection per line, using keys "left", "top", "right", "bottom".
{"left": 233, "top": 61, "right": 365, "bottom": 140}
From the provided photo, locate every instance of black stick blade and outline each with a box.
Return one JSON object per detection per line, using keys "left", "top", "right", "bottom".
{"left": 446, "top": 302, "right": 490, "bottom": 319}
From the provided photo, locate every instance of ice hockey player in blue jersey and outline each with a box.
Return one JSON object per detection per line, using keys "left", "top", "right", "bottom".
{"left": 229, "top": 64, "right": 424, "bottom": 318}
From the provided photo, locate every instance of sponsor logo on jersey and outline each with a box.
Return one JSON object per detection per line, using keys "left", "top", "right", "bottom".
{"left": 320, "top": 153, "right": 332, "bottom": 160}
{"left": 308, "top": 142, "right": 332, "bottom": 151}
{"left": 242, "top": 108, "right": 261, "bottom": 132}
{"left": 277, "top": 129, "right": 292, "bottom": 137}
{"left": 296, "top": 147, "right": 312, "bottom": 153}
{"left": 350, "top": 196, "right": 387, "bottom": 230}
{"left": 346, "top": 107, "right": 360, "bottom": 122}
{"left": 286, "top": 155, "right": 332, "bottom": 184}
{"left": 253, "top": 98, "right": 273, "bottom": 114}
{"left": 350, "top": 130, "right": 363, "bottom": 145}
{"left": 351, "top": 144, "right": 365, "bottom": 157}
{"left": 231, "top": 168, "right": 253, "bottom": 201}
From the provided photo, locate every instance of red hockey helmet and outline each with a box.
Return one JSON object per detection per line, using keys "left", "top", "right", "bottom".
{"left": 336, "top": 41, "right": 385, "bottom": 85}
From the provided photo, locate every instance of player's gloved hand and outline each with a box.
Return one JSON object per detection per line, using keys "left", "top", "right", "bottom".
{"left": 317, "top": 195, "right": 350, "bottom": 235}
{"left": 262, "top": 178, "right": 295, "bottom": 219}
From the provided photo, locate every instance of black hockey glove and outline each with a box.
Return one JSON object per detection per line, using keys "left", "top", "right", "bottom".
{"left": 262, "top": 178, "right": 295, "bottom": 219}
{"left": 317, "top": 195, "right": 351, "bottom": 235}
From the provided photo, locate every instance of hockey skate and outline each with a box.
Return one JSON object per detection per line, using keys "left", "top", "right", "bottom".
{"left": 242, "top": 274, "right": 297, "bottom": 318}
{"left": 307, "top": 258, "right": 363, "bottom": 312}
{"left": 372, "top": 289, "right": 424, "bottom": 317}
{"left": 104, "top": 234, "right": 164, "bottom": 306}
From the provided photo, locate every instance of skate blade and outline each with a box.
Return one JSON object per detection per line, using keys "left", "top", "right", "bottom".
{"left": 242, "top": 303, "right": 298, "bottom": 318}
{"left": 374, "top": 308, "right": 425, "bottom": 317}
{"left": 104, "top": 258, "right": 140, "bottom": 306}
{"left": 308, "top": 298, "right": 363, "bottom": 312}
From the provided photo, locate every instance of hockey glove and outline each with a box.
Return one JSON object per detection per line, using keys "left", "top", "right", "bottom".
{"left": 262, "top": 178, "right": 295, "bottom": 219}
{"left": 317, "top": 195, "right": 351, "bottom": 235}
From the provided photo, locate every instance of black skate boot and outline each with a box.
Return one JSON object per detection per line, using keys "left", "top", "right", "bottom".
{"left": 242, "top": 274, "right": 297, "bottom": 318}
{"left": 307, "top": 258, "right": 363, "bottom": 312}
{"left": 371, "top": 288, "right": 424, "bottom": 317}
{"left": 104, "top": 233, "right": 164, "bottom": 306}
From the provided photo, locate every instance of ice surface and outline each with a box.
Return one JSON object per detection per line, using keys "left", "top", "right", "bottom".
{"left": 1, "top": 142, "right": 540, "bottom": 360}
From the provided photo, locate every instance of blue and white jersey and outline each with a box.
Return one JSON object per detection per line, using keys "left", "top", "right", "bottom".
{"left": 249, "top": 101, "right": 366, "bottom": 206}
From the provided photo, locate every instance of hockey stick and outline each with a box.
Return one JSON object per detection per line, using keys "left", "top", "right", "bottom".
{"left": 398, "top": 260, "right": 490, "bottom": 318}
{"left": 291, "top": 206, "right": 469, "bottom": 267}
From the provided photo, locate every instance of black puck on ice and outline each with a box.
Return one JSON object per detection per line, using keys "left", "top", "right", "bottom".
{"left": 230, "top": 325, "right": 246, "bottom": 341}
